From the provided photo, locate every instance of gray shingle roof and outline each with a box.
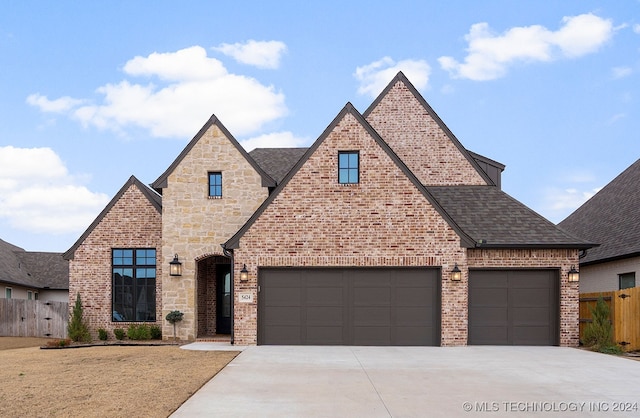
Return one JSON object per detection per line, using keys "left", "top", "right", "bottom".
{"left": 0, "top": 238, "right": 68, "bottom": 289}
{"left": 249, "top": 148, "right": 308, "bottom": 183}
{"left": 429, "top": 186, "right": 593, "bottom": 248}
{"left": 558, "top": 158, "right": 640, "bottom": 264}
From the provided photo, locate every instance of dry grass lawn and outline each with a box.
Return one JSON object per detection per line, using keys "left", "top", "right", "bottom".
{"left": 0, "top": 337, "right": 239, "bottom": 417}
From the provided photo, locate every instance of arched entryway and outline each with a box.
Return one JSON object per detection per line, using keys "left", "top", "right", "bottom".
{"left": 196, "top": 255, "right": 231, "bottom": 338}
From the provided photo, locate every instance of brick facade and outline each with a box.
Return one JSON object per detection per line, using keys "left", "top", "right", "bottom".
{"left": 160, "top": 122, "right": 268, "bottom": 340}
{"left": 365, "top": 81, "right": 487, "bottom": 186}
{"left": 233, "top": 110, "right": 467, "bottom": 345}
{"left": 68, "top": 182, "right": 162, "bottom": 339}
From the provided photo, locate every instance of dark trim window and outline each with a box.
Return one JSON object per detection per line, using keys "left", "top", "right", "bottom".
{"left": 619, "top": 272, "right": 636, "bottom": 290}
{"left": 5, "top": 287, "right": 11, "bottom": 299}
{"left": 209, "top": 172, "right": 222, "bottom": 198}
{"left": 112, "top": 248, "right": 156, "bottom": 322}
{"left": 338, "top": 151, "right": 359, "bottom": 184}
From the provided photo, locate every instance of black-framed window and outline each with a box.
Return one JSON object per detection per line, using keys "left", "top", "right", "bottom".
{"left": 338, "top": 151, "right": 359, "bottom": 184}
{"left": 209, "top": 172, "right": 222, "bottom": 197}
{"left": 112, "top": 248, "right": 156, "bottom": 322}
{"left": 619, "top": 272, "right": 636, "bottom": 290}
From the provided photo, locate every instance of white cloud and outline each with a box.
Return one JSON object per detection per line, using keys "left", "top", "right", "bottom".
{"left": 240, "top": 131, "right": 308, "bottom": 152}
{"left": 611, "top": 66, "right": 632, "bottom": 79}
{"left": 542, "top": 186, "right": 600, "bottom": 223}
{"left": 633, "top": 24, "right": 640, "bottom": 34}
{"left": 28, "top": 45, "right": 288, "bottom": 138}
{"left": 213, "top": 40, "right": 287, "bottom": 69}
{"left": 439, "top": 13, "right": 613, "bottom": 80}
{"left": 607, "top": 113, "right": 627, "bottom": 124}
{"left": 354, "top": 57, "right": 431, "bottom": 97}
{"left": 26, "top": 94, "right": 84, "bottom": 113}
{"left": 0, "top": 146, "right": 109, "bottom": 234}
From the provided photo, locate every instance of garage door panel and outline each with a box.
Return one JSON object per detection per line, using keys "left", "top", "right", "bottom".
{"left": 306, "top": 287, "right": 343, "bottom": 305}
{"left": 511, "top": 289, "right": 550, "bottom": 307}
{"left": 264, "top": 326, "right": 302, "bottom": 345}
{"left": 259, "top": 268, "right": 440, "bottom": 346}
{"left": 469, "top": 270, "right": 559, "bottom": 346}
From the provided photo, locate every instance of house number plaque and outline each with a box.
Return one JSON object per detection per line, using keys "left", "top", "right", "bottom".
{"left": 238, "top": 293, "right": 253, "bottom": 303}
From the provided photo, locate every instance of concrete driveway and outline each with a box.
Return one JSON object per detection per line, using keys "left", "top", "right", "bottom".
{"left": 171, "top": 345, "right": 640, "bottom": 417}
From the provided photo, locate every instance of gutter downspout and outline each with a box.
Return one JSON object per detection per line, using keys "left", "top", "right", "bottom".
{"left": 221, "top": 243, "right": 235, "bottom": 345}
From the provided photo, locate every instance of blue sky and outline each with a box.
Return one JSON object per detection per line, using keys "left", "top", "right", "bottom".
{"left": 1, "top": 1, "right": 638, "bottom": 252}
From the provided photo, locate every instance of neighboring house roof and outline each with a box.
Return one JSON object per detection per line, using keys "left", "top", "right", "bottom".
{"left": 63, "top": 175, "right": 162, "bottom": 260}
{"left": 249, "top": 148, "right": 308, "bottom": 184}
{"left": 0, "top": 238, "right": 69, "bottom": 290}
{"left": 151, "top": 114, "right": 276, "bottom": 191}
{"left": 429, "top": 186, "right": 593, "bottom": 249}
{"left": 225, "top": 102, "right": 478, "bottom": 250}
{"left": 559, "top": 158, "right": 640, "bottom": 265}
{"left": 363, "top": 72, "right": 496, "bottom": 187}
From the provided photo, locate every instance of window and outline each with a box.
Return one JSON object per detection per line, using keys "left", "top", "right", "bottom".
{"left": 5, "top": 288, "right": 11, "bottom": 299}
{"left": 338, "top": 151, "right": 359, "bottom": 184}
{"left": 34, "top": 292, "right": 38, "bottom": 300}
{"left": 209, "top": 172, "right": 222, "bottom": 198}
{"left": 619, "top": 272, "right": 636, "bottom": 290}
{"left": 27, "top": 291, "right": 32, "bottom": 300}
{"left": 112, "top": 248, "right": 156, "bottom": 322}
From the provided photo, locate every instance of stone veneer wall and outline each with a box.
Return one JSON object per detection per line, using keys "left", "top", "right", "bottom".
{"left": 68, "top": 184, "right": 162, "bottom": 339}
{"left": 467, "top": 248, "right": 580, "bottom": 347}
{"left": 233, "top": 111, "right": 467, "bottom": 345}
{"left": 365, "top": 81, "right": 488, "bottom": 187}
{"left": 161, "top": 123, "right": 268, "bottom": 340}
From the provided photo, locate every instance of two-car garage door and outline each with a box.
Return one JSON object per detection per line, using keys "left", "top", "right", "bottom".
{"left": 258, "top": 267, "right": 440, "bottom": 346}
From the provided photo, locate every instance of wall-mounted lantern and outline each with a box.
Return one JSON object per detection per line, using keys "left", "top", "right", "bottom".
{"left": 568, "top": 265, "right": 579, "bottom": 282}
{"left": 240, "top": 264, "right": 249, "bottom": 282}
{"left": 451, "top": 263, "right": 462, "bottom": 281}
{"left": 169, "top": 254, "right": 183, "bottom": 277}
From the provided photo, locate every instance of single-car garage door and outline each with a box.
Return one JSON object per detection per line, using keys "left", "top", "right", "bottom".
{"left": 469, "top": 270, "right": 559, "bottom": 345}
{"left": 258, "top": 267, "right": 440, "bottom": 346}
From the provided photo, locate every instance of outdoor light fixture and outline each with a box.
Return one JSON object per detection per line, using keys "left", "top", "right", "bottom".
{"left": 240, "top": 264, "right": 249, "bottom": 282}
{"left": 451, "top": 263, "right": 462, "bottom": 281}
{"left": 169, "top": 254, "right": 182, "bottom": 277}
{"left": 568, "top": 265, "right": 579, "bottom": 282}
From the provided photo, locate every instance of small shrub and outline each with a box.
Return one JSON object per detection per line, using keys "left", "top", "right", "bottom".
{"left": 114, "top": 328, "right": 125, "bottom": 340}
{"left": 127, "top": 323, "right": 152, "bottom": 340}
{"left": 166, "top": 310, "right": 184, "bottom": 340}
{"left": 150, "top": 325, "right": 162, "bottom": 340}
{"left": 583, "top": 296, "right": 621, "bottom": 354}
{"left": 98, "top": 328, "right": 108, "bottom": 341}
{"left": 67, "top": 293, "right": 91, "bottom": 342}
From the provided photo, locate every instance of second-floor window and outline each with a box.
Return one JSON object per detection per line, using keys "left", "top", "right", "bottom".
{"left": 209, "top": 172, "right": 222, "bottom": 198}
{"left": 338, "top": 151, "right": 359, "bottom": 184}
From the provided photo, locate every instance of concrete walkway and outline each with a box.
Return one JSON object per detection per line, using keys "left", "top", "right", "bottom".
{"left": 171, "top": 346, "right": 640, "bottom": 417}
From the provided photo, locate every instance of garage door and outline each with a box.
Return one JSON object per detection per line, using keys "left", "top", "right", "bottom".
{"left": 469, "top": 270, "right": 559, "bottom": 345}
{"left": 258, "top": 268, "right": 440, "bottom": 346}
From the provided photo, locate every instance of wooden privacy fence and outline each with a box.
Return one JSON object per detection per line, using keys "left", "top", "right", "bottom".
{"left": 580, "top": 287, "right": 640, "bottom": 351}
{"left": 0, "top": 299, "right": 68, "bottom": 339}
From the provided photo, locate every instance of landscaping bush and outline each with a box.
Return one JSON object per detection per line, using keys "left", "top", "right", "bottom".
{"left": 166, "top": 310, "right": 184, "bottom": 340}
{"left": 67, "top": 293, "right": 91, "bottom": 342}
{"left": 113, "top": 328, "right": 125, "bottom": 340}
{"left": 98, "top": 328, "right": 108, "bottom": 341}
{"left": 150, "top": 325, "right": 162, "bottom": 340}
{"left": 46, "top": 338, "right": 72, "bottom": 347}
{"left": 583, "top": 296, "right": 622, "bottom": 354}
{"left": 127, "top": 324, "right": 152, "bottom": 340}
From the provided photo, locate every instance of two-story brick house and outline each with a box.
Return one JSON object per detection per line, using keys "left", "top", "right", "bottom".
{"left": 64, "top": 72, "right": 592, "bottom": 346}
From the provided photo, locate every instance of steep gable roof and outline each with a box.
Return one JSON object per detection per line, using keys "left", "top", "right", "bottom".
{"left": 249, "top": 148, "right": 308, "bottom": 184}
{"left": 429, "top": 186, "right": 594, "bottom": 249}
{"left": 225, "top": 103, "right": 476, "bottom": 249}
{"left": 559, "top": 158, "right": 640, "bottom": 264}
{"left": 63, "top": 175, "right": 162, "bottom": 260}
{"left": 151, "top": 114, "right": 275, "bottom": 191}
{"left": 363, "top": 72, "right": 495, "bottom": 186}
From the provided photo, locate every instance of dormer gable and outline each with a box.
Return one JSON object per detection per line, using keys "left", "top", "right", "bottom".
{"left": 364, "top": 72, "right": 493, "bottom": 186}
{"left": 151, "top": 114, "right": 275, "bottom": 193}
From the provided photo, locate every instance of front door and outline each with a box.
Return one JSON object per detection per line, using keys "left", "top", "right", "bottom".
{"left": 216, "top": 264, "right": 231, "bottom": 334}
